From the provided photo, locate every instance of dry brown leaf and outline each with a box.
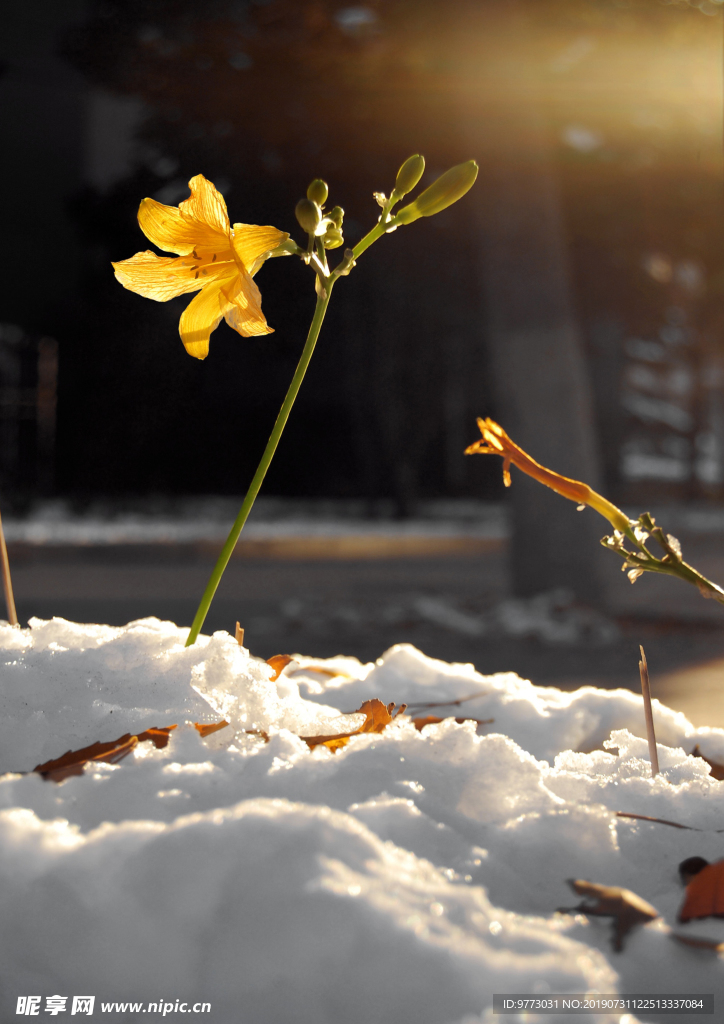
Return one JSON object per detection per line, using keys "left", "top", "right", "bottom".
{"left": 691, "top": 745, "right": 724, "bottom": 781}
{"left": 558, "top": 878, "right": 659, "bottom": 952}
{"left": 267, "top": 654, "right": 295, "bottom": 680}
{"left": 31, "top": 693, "right": 411, "bottom": 778}
{"left": 33, "top": 720, "right": 230, "bottom": 782}
{"left": 670, "top": 932, "right": 724, "bottom": 954}
{"left": 412, "top": 714, "right": 494, "bottom": 732}
{"left": 299, "top": 699, "right": 406, "bottom": 752}
{"left": 35, "top": 735, "right": 141, "bottom": 781}
{"left": 678, "top": 860, "right": 724, "bottom": 923}
{"left": 194, "top": 720, "right": 231, "bottom": 739}
{"left": 290, "top": 665, "right": 351, "bottom": 679}
{"left": 244, "top": 728, "right": 270, "bottom": 743}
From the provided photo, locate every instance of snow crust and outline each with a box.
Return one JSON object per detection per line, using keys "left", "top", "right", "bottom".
{"left": 2, "top": 617, "right": 723, "bottom": 1022}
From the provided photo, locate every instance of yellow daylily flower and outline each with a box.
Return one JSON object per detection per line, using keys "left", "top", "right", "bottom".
{"left": 112, "top": 175, "right": 289, "bottom": 360}
{"left": 465, "top": 417, "right": 632, "bottom": 534}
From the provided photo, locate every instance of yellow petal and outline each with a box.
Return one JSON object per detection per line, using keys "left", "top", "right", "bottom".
{"left": 179, "top": 175, "right": 230, "bottom": 238}
{"left": 137, "top": 200, "right": 198, "bottom": 255}
{"left": 231, "top": 224, "right": 290, "bottom": 276}
{"left": 223, "top": 266, "right": 274, "bottom": 337}
{"left": 112, "top": 251, "right": 208, "bottom": 301}
{"left": 178, "top": 268, "right": 239, "bottom": 360}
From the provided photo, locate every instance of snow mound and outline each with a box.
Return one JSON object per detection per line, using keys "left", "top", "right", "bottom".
{"left": 1, "top": 619, "right": 722, "bottom": 1021}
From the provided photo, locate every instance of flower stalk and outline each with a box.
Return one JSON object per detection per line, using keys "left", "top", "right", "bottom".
{"left": 185, "top": 287, "right": 333, "bottom": 646}
{"left": 113, "top": 159, "right": 479, "bottom": 645}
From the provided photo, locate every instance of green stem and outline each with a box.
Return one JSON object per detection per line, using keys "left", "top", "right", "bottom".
{"left": 185, "top": 288, "right": 333, "bottom": 646}
{"left": 351, "top": 221, "right": 387, "bottom": 260}
{"left": 604, "top": 539, "right": 724, "bottom": 605}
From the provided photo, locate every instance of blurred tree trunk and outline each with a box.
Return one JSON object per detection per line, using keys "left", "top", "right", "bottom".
{"left": 468, "top": 0, "right": 609, "bottom": 603}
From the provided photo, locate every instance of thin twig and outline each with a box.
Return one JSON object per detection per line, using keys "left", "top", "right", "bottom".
{"left": 0, "top": 509, "right": 17, "bottom": 626}
{"left": 616, "top": 810, "right": 724, "bottom": 833}
{"left": 403, "top": 689, "right": 490, "bottom": 711}
{"left": 639, "top": 645, "right": 659, "bottom": 777}
{"left": 616, "top": 811, "right": 699, "bottom": 831}
{"left": 235, "top": 622, "right": 245, "bottom": 647}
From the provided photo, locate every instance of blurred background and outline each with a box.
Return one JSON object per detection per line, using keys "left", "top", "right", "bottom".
{"left": 2, "top": 0, "right": 724, "bottom": 724}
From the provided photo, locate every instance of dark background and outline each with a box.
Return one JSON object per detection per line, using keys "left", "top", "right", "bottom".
{"left": 2, "top": 0, "right": 722, "bottom": 507}
{"left": 3, "top": 0, "right": 724, "bottom": 726}
{"left": 1, "top": 0, "right": 724, "bottom": 618}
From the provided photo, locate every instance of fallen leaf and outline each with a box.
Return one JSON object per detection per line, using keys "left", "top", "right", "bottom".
{"left": 558, "top": 878, "right": 659, "bottom": 952}
{"left": 267, "top": 654, "right": 295, "bottom": 680}
{"left": 412, "top": 714, "right": 494, "bottom": 732}
{"left": 195, "top": 720, "right": 231, "bottom": 739}
{"left": 33, "top": 721, "right": 230, "bottom": 782}
{"left": 299, "top": 699, "right": 407, "bottom": 752}
{"left": 34, "top": 735, "right": 141, "bottom": 782}
{"left": 30, "top": 692, "right": 414, "bottom": 779}
{"left": 244, "top": 728, "right": 270, "bottom": 743}
{"left": 679, "top": 856, "right": 710, "bottom": 886}
{"left": 678, "top": 860, "right": 724, "bottom": 923}
{"left": 670, "top": 932, "right": 724, "bottom": 954}
{"left": 691, "top": 744, "right": 724, "bottom": 781}
{"left": 290, "top": 665, "right": 351, "bottom": 680}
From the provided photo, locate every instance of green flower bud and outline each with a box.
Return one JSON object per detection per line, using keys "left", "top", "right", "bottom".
{"left": 394, "top": 154, "right": 425, "bottom": 197}
{"left": 393, "top": 203, "right": 422, "bottom": 225}
{"left": 410, "top": 160, "right": 479, "bottom": 218}
{"left": 322, "top": 227, "right": 344, "bottom": 249}
{"left": 306, "top": 179, "right": 329, "bottom": 205}
{"left": 330, "top": 205, "right": 344, "bottom": 228}
{"left": 295, "top": 198, "right": 322, "bottom": 235}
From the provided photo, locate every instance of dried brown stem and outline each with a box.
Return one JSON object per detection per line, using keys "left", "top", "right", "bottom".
{"left": 0, "top": 509, "right": 17, "bottom": 626}
{"left": 639, "top": 645, "right": 659, "bottom": 778}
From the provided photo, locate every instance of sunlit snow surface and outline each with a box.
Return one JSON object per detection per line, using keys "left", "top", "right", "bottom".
{"left": 1, "top": 617, "right": 723, "bottom": 1022}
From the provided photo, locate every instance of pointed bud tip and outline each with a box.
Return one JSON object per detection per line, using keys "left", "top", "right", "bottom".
{"left": 392, "top": 159, "right": 478, "bottom": 225}
{"left": 413, "top": 160, "right": 479, "bottom": 218}
{"left": 394, "top": 154, "right": 425, "bottom": 197}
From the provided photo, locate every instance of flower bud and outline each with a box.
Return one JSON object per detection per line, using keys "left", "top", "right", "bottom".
{"left": 411, "top": 160, "right": 478, "bottom": 217}
{"left": 392, "top": 203, "right": 422, "bottom": 225}
{"left": 394, "top": 154, "right": 425, "bottom": 197}
{"left": 306, "top": 179, "right": 329, "bottom": 205}
{"left": 329, "top": 205, "right": 344, "bottom": 228}
{"left": 322, "top": 227, "right": 344, "bottom": 249}
{"left": 295, "top": 198, "right": 322, "bottom": 235}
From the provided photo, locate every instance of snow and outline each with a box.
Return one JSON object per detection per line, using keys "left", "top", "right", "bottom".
{"left": 1, "top": 497, "right": 508, "bottom": 545}
{"left": 1, "top": 617, "right": 723, "bottom": 1022}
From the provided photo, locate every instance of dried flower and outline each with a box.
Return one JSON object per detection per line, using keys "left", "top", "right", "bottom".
{"left": 465, "top": 418, "right": 632, "bottom": 534}
{"left": 112, "top": 175, "right": 288, "bottom": 360}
